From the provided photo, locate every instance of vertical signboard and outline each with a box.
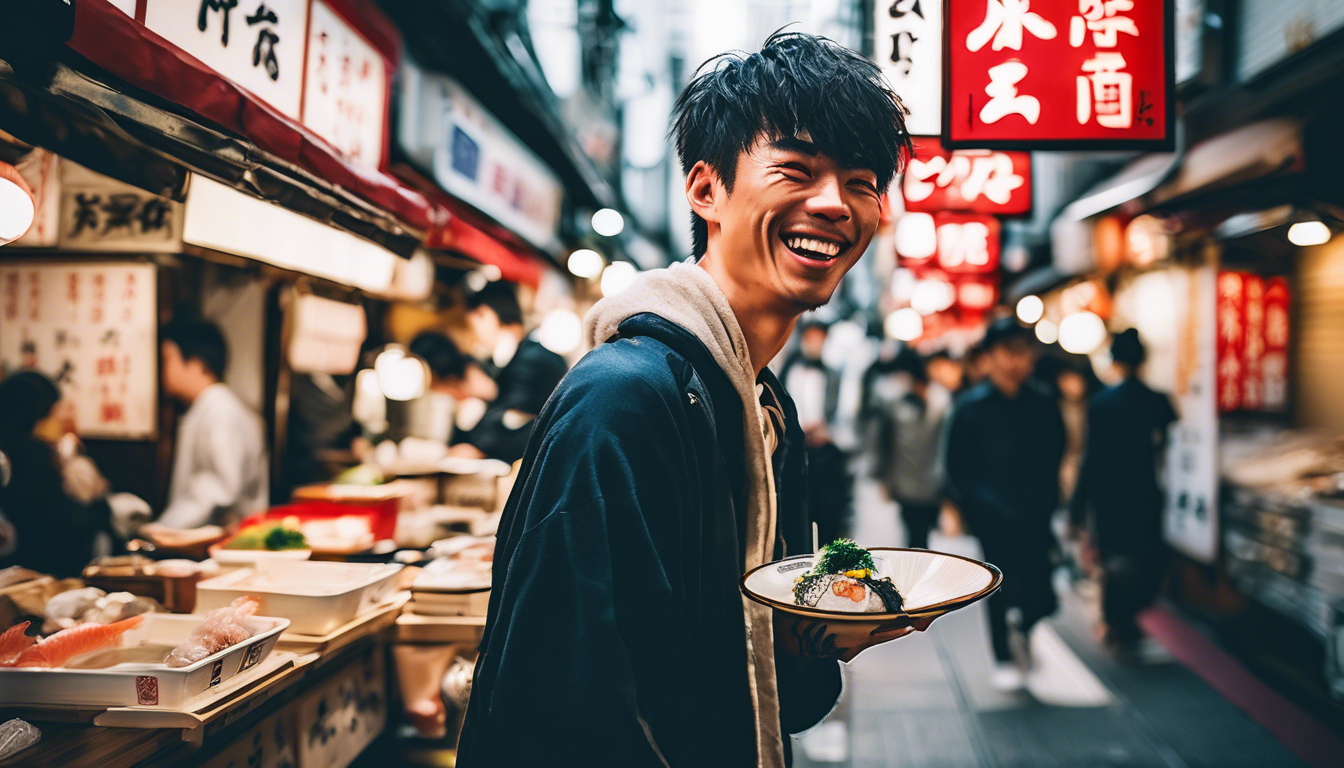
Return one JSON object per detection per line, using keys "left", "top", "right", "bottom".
{"left": 1262, "top": 277, "right": 1290, "bottom": 411}
{"left": 143, "top": 0, "right": 309, "bottom": 119}
{"left": 0, "top": 262, "right": 158, "bottom": 439}
{"left": 301, "top": 0, "right": 391, "bottom": 168}
{"left": 944, "top": 0, "right": 1175, "bottom": 149}
{"left": 1166, "top": 264, "right": 1218, "bottom": 564}
{"left": 876, "top": 0, "right": 944, "bottom": 136}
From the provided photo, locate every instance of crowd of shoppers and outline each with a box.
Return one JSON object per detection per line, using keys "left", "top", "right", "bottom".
{"left": 864, "top": 317, "right": 1179, "bottom": 684}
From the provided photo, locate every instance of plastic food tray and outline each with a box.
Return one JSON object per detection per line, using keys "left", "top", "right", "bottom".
{"left": 195, "top": 561, "right": 403, "bottom": 636}
{"left": 0, "top": 613, "right": 288, "bottom": 709}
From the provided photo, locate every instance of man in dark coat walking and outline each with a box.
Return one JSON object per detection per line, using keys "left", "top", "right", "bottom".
{"left": 1071, "top": 329, "right": 1178, "bottom": 650}
{"left": 458, "top": 31, "right": 918, "bottom": 768}
{"left": 944, "top": 318, "right": 1065, "bottom": 691}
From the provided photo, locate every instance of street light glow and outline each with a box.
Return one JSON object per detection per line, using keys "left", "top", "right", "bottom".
{"left": 592, "top": 208, "right": 625, "bottom": 237}
{"left": 567, "top": 248, "right": 605, "bottom": 279}
{"left": 1058, "top": 311, "right": 1107, "bottom": 354}
{"left": 1287, "top": 220, "right": 1331, "bottom": 247}
{"left": 1016, "top": 295, "right": 1044, "bottom": 324}
{"left": 885, "top": 308, "right": 924, "bottom": 342}
{"left": 600, "top": 261, "right": 638, "bottom": 296}
{"left": 0, "top": 174, "right": 35, "bottom": 245}
{"left": 1035, "top": 319, "right": 1059, "bottom": 345}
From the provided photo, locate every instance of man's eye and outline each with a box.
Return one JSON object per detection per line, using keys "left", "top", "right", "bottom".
{"left": 778, "top": 163, "right": 812, "bottom": 177}
{"left": 850, "top": 179, "right": 880, "bottom": 195}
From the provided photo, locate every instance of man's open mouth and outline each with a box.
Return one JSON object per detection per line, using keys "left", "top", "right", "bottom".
{"left": 781, "top": 233, "right": 849, "bottom": 263}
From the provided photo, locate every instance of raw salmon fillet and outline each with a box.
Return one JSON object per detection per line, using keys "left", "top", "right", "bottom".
{"left": 0, "top": 622, "right": 34, "bottom": 665}
{"left": 166, "top": 596, "right": 260, "bottom": 668}
{"left": 12, "top": 615, "right": 144, "bottom": 668}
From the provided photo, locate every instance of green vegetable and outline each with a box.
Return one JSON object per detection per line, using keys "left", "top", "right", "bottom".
{"left": 811, "top": 539, "right": 874, "bottom": 576}
{"left": 224, "top": 523, "right": 308, "bottom": 551}
{"left": 263, "top": 526, "right": 308, "bottom": 551}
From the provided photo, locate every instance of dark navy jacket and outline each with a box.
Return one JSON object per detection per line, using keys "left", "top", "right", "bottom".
{"left": 457, "top": 313, "right": 841, "bottom": 768}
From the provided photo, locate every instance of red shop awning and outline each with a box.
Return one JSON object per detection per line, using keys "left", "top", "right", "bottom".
{"left": 65, "top": 0, "right": 441, "bottom": 235}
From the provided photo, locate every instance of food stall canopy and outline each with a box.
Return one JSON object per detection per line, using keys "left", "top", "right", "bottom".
{"left": 41, "top": 0, "right": 441, "bottom": 255}
{"left": 432, "top": 213, "right": 544, "bottom": 290}
{"left": 1150, "top": 118, "right": 1304, "bottom": 206}
{"left": 1049, "top": 150, "right": 1181, "bottom": 276}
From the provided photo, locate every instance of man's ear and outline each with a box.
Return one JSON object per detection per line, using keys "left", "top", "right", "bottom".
{"left": 685, "top": 161, "right": 722, "bottom": 224}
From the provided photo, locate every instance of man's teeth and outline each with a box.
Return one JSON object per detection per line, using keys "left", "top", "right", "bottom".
{"left": 784, "top": 236, "right": 841, "bottom": 258}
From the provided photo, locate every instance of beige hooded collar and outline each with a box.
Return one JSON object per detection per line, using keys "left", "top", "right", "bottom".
{"left": 584, "top": 259, "right": 786, "bottom": 768}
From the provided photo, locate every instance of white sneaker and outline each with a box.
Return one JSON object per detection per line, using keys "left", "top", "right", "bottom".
{"left": 991, "top": 662, "right": 1026, "bottom": 691}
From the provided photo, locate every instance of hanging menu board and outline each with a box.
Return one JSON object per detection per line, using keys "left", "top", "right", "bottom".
{"left": 0, "top": 262, "right": 158, "bottom": 439}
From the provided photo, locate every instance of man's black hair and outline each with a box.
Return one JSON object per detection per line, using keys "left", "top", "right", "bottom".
{"left": 410, "top": 331, "right": 469, "bottom": 380}
{"left": 465, "top": 282, "right": 524, "bottom": 327}
{"left": 1110, "top": 328, "right": 1146, "bottom": 366}
{"left": 892, "top": 346, "right": 929, "bottom": 383}
{"left": 671, "top": 29, "right": 913, "bottom": 257}
{"left": 162, "top": 317, "right": 228, "bottom": 380}
{"left": 981, "top": 316, "right": 1035, "bottom": 350}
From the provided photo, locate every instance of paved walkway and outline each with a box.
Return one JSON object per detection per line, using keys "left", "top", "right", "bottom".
{"left": 792, "top": 480, "right": 1323, "bottom": 768}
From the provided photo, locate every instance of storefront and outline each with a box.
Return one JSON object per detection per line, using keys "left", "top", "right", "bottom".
{"left": 0, "top": 2, "right": 591, "bottom": 764}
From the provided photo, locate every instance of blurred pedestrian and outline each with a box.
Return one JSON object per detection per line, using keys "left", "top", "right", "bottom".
{"left": 158, "top": 318, "right": 268, "bottom": 530}
{"left": 944, "top": 317, "right": 1065, "bottom": 690}
{"left": 0, "top": 371, "right": 114, "bottom": 576}
{"left": 876, "top": 349, "right": 947, "bottom": 549}
{"left": 926, "top": 349, "right": 965, "bottom": 403}
{"left": 1070, "top": 329, "right": 1178, "bottom": 652}
{"left": 962, "top": 341, "right": 991, "bottom": 390}
{"left": 780, "top": 320, "right": 849, "bottom": 545}
{"left": 450, "top": 282, "right": 567, "bottom": 463}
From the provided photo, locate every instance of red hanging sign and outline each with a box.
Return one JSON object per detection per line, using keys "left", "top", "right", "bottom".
{"left": 1262, "top": 277, "right": 1290, "bottom": 411}
{"left": 1216, "top": 271, "right": 1244, "bottom": 413}
{"left": 934, "top": 212, "right": 1001, "bottom": 274}
{"left": 943, "top": 0, "right": 1174, "bottom": 150}
{"left": 903, "top": 138, "right": 1032, "bottom": 216}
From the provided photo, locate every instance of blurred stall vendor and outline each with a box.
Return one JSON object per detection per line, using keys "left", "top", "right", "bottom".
{"left": 0, "top": 371, "right": 115, "bottom": 576}
{"left": 449, "top": 282, "right": 567, "bottom": 463}
{"left": 156, "top": 318, "right": 268, "bottom": 529}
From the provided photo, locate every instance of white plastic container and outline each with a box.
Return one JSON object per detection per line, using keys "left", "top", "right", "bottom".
{"left": 195, "top": 561, "right": 403, "bottom": 636}
{"left": 0, "top": 613, "right": 288, "bottom": 709}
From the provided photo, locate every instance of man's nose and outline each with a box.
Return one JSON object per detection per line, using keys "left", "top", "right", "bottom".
{"left": 806, "top": 176, "right": 851, "bottom": 222}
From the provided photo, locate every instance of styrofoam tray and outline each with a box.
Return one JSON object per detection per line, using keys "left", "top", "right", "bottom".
{"left": 0, "top": 613, "right": 288, "bottom": 709}
{"left": 196, "top": 561, "right": 403, "bottom": 636}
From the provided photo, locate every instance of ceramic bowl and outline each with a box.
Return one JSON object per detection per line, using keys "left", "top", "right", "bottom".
{"left": 741, "top": 547, "right": 1002, "bottom": 631}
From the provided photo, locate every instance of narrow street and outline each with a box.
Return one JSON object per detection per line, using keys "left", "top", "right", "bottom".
{"left": 792, "top": 481, "right": 1336, "bottom": 768}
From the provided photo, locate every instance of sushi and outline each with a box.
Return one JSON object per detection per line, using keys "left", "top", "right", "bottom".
{"left": 8, "top": 615, "right": 144, "bottom": 668}
{"left": 165, "top": 596, "right": 260, "bottom": 668}
{"left": 0, "top": 622, "right": 34, "bottom": 665}
{"left": 793, "top": 539, "right": 904, "bottom": 614}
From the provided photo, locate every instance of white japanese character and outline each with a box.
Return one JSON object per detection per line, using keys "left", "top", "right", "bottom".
{"left": 1076, "top": 52, "right": 1132, "bottom": 128}
{"left": 1070, "top": 0, "right": 1138, "bottom": 47}
{"left": 937, "top": 222, "right": 992, "bottom": 269}
{"left": 962, "top": 153, "right": 1024, "bottom": 205}
{"left": 982, "top": 62, "right": 1040, "bottom": 125}
{"left": 967, "top": 0, "right": 1057, "bottom": 52}
{"left": 903, "top": 156, "right": 947, "bottom": 203}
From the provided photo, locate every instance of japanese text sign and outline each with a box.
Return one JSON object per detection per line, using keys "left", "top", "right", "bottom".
{"left": 904, "top": 138, "right": 1032, "bottom": 215}
{"left": 144, "top": 0, "right": 309, "bottom": 120}
{"left": 935, "top": 212, "right": 1001, "bottom": 273}
{"left": 1216, "top": 271, "right": 1288, "bottom": 414}
{"left": 876, "top": 0, "right": 944, "bottom": 136}
{"left": 0, "top": 263, "right": 158, "bottom": 439}
{"left": 302, "top": 0, "right": 391, "bottom": 168}
{"left": 944, "top": 0, "right": 1174, "bottom": 149}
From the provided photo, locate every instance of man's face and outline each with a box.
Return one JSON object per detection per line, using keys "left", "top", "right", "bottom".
{"left": 928, "top": 357, "right": 964, "bottom": 391}
{"left": 161, "top": 341, "right": 186, "bottom": 399}
{"left": 988, "top": 339, "right": 1036, "bottom": 389}
{"left": 466, "top": 306, "right": 501, "bottom": 356}
{"left": 708, "top": 134, "right": 883, "bottom": 311}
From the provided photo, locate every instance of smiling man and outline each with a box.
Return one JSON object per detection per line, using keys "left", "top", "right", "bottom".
{"left": 457, "top": 31, "right": 913, "bottom": 768}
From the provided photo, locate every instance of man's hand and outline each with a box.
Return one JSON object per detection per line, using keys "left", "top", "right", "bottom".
{"left": 775, "top": 612, "right": 935, "bottom": 663}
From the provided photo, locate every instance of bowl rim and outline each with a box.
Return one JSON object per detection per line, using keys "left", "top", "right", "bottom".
{"left": 740, "top": 547, "right": 1003, "bottom": 620}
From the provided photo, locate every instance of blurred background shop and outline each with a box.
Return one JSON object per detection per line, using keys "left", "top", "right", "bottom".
{"left": 1, "top": 1, "right": 1344, "bottom": 767}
